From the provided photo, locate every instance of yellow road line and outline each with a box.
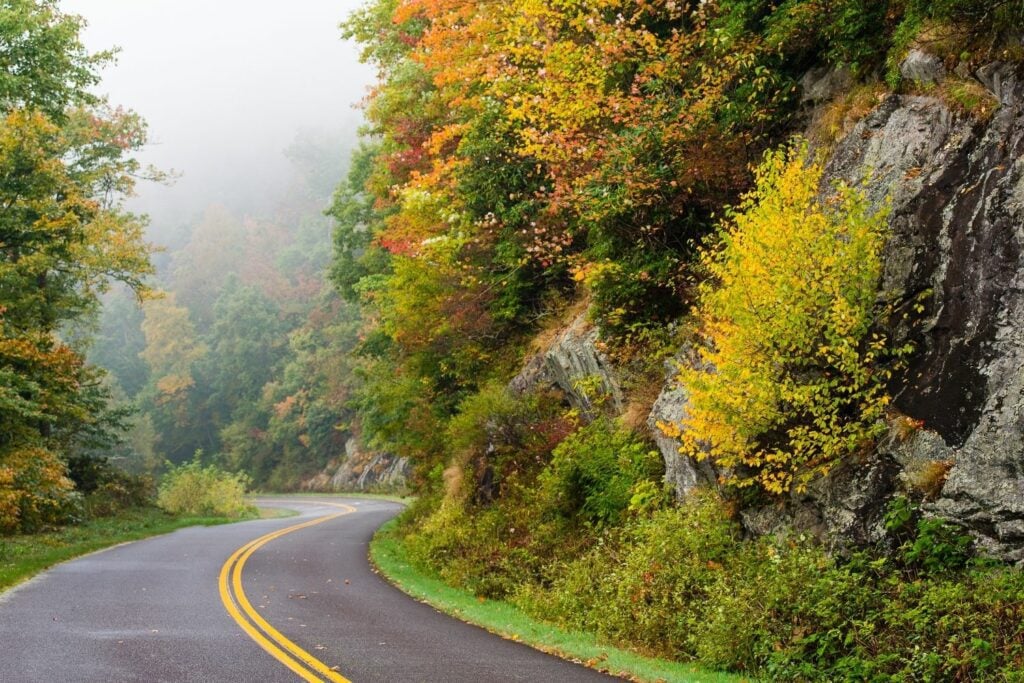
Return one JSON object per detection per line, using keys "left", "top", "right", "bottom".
{"left": 218, "top": 503, "right": 358, "bottom": 682}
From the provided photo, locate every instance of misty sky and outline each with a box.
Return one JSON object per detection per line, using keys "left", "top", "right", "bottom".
{"left": 58, "top": 0, "right": 375, "bottom": 233}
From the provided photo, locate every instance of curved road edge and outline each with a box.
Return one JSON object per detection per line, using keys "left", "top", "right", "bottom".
{"left": 1, "top": 495, "right": 622, "bottom": 682}
{"left": 367, "top": 517, "right": 741, "bottom": 683}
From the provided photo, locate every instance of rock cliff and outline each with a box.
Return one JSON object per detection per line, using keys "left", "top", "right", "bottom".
{"left": 511, "top": 312, "right": 624, "bottom": 415}
{"left": 824, "top": 62, "right": 1024, "bottom": 560}
{"left": 507, "top": 64, "right": 1024, "bottom": 560}
{"left": 646, "top": 60, "right": 1024, "bottom": 560}
{"left": 303, "top": 436, "right": 411, "bottom": 493}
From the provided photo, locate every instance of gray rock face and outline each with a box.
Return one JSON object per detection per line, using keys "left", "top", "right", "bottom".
{"left": 508, "top": 354, "right": 553, "bottom": 396}
{"left": 900, "top": 49, "right": 946, "bottom": 84}
{"left": 801, "top": 65, "right": 855, "bottom": 103}
{"left": 824, "top": 63, "right": 1024, "bottom": 560}
{"left": 511, "top": 312, "right": 623, "bottom": 415}
{"left": 977, "top": 62, "right": 1018, "bottom": 104}
{"left": 304, "top": 437, "right": 411, "bottom": 492}
{"left": 738, "top": 449, "right": 901, "bottom": 552}
{"left": 646, "top": 355, "right": 717, "bottom": 498}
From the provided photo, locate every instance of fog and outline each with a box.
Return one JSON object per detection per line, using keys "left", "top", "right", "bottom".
{"left": 58, "top": 0, "right": 375, "bottom": 240}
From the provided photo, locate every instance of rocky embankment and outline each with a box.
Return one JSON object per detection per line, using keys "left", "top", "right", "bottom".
{"left": 306, "top": 57, "right": 1024, "bottom": 559}
{"left": 303, "top": 436, "right": 410, "bottom": 493}
{"left": 517, "top": 57, "right": 1024, "bottom": 562}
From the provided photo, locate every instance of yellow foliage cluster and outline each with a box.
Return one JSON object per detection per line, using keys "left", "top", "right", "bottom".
{"left": 678, "top": 144, "right": 898, "bottom": 494}
{"left": 0, "top": 446, "right": 75, "bottom": 533}
{"left": 156, "top": 458, "right": 254, "bottom": 519}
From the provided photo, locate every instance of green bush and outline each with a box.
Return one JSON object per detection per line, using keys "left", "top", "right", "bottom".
{"left": 402, "top": 473, "right": 585, "bottom": 599}
{"left": 922, "top": 0, "right": 1024, "bottom": 31}
{"left": 82, "top": 475, "right": 154, "bottom": 518}
{"left": 516, "top": 491, "right": 741, "bottom": 657}
{"left": 156, "top": 455, "right": 256, "bottom": 518}
{"left": 67, "top": 453, "right": 154, "bottom": 519}
{"left": 539, "top": 417, "right": 663, "bottom": 527}
{"left": 508, "top": 491, "right": 1024, "bottom": 679}
{"left": 885, "top": 496, "right": 975, "bottom": 574}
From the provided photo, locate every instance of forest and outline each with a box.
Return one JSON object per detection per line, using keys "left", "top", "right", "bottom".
{"left": 4, "top": 0, "right": 1024, "bottom": 679}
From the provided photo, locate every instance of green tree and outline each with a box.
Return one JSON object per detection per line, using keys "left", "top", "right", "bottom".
{"left": 0, "top": 1, "right": 154, "bottom": 532}
{"left": 199, "top": 278, "right": 287, "bottom": 431}
{"left": 0, "top": 0, "right": 109, "bottom": 119}
{"left": 138, "top": 295, "right": 208, "bottom": 464}
{"left": 89, "top": 287, "right": 149, "bottom": 398}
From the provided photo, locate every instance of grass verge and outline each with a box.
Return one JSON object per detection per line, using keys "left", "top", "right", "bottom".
{"left": 369, "top": 518, "right": 750, "bottom": 683}
{"left": 0, "top": 507, "right": 237, "bottom": 593}
{"left": 257, "top": 491, "right": 416, "bottom": 505}
{"left": 257, "top": 506, "right": 301, "bottom": 519}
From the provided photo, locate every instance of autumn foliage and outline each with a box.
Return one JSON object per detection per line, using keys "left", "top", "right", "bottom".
{"left": 673, "top": 147, "right": 898, "bottom": 494}
{"left": 0, "top": 1, "right": 154, "bottom": 532}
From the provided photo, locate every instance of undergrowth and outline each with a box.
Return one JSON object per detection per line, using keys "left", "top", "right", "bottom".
{"left": 396, "top": 490, "right": 1024, "bottom": 680}
{"left": 156, "top": 454, "right": 256, "bottom": 518}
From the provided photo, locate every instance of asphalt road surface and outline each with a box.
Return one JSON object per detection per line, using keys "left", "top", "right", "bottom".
{"left": 0, "top": 497, "right": 615, "bottom": 682}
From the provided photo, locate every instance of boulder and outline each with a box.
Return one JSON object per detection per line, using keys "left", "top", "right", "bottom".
{"left": 900, "top": 49, "right": 946, "bottom": 85}
{"left": 645, "top": 354, "right": 717, "bottom": 498}
{"left": 510, "top": 312, "right": 624, "bottom": 416}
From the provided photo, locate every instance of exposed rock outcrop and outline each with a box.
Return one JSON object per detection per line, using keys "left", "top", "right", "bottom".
{"left": 303, "top": 437, "right": 410, "bottom": 493}
{"left": 511, "top": 312, "right": 624, "bottom": 415}
{"left": 823, "top": 62, "right": 1024, "bottom": 560}
{"left": 646, "top": 354, "right": 717, "bottom": 498}
{"left": 741, "top": 451, "right": 902, "bottom": 551}
{"left": 900, "top": 49, "right": 946, "bottom": 84}
{"left": 647, "top": 61, "right": 1024, "bottom": 559}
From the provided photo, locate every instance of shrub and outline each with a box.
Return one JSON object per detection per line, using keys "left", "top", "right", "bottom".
{"left": 885, "top": 497, "right": 975, "bottom": 574}
{"left": 520, "top": 491, "right": 741, "bottom": 656}
{"left": 538, "top": 418, "right": 663, "bottom": 527}
{"left": 678, "top": 144, "right": 900, "bottom": 494}
{"left": 67, "top": 453, "right": 154, "bottom": 518}
{"left": 511, "top": 490, "right": 1024, "bottom": 679}
{"left": 156, "top": 455, "right": 255, "bottom": 518}
{"left": 0, "top": 446, "right": 78, "bottom": 534}
{"left": 402, "top": 487, "right": 581, "bottom": 599}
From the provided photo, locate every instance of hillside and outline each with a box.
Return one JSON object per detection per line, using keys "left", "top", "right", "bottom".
{"left": 324, "top": 0, "right": 1024, "bottom": 678}
{"left": 4, "top": 0, "right": 1024, "bottom": 679}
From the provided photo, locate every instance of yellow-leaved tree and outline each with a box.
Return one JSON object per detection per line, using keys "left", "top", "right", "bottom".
{"left": 676, "top": 144, "right": 899, "bottom": 495}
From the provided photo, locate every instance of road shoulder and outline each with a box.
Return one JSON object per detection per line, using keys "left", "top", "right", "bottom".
{"left": 369, "top": 518, "right": 747, "bottom": 683}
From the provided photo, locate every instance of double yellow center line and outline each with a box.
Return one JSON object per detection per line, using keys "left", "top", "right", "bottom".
{"left": 218, "top": 502, "right": 358, "bottom": 682}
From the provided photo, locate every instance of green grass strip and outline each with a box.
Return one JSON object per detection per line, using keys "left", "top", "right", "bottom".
{"left": 255, "top": 492, "right": 415, "bottom": 505}
{"left": 370, "top": 518, "right": 751, "bottom": 683}
{"left": 0, "top": 507, "right": 236, "bottom": 593}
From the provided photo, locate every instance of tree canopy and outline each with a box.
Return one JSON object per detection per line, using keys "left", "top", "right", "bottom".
{"left": 0, "top": 0, "right": 153, "bottom": 532}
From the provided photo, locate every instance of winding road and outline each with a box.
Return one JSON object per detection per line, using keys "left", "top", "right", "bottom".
{"left": 0, "top": 497, "right": 614, "bottom": 682}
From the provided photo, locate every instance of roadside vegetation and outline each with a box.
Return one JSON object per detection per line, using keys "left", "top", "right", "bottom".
{"left": 337, "top": 0, "right": 1024, "bottom": 679}
{"left": 0, "top": 0, "right": 156, "bottom": 535}
{"left": 371, "top": 519, "right": 744, "bottom": 683}
{"left": 383, "top": 492, "right": 1024, "bottom": 680}
{"left": 156, "top": 456, "right": 257, "bottom": 518}
{"left": 0, "top": 507, "right": 235, "bottom": 593}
